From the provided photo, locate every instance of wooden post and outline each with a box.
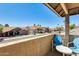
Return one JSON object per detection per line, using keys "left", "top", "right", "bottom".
{"left": 64, "top": 14, "right": 70, "bottom": 46}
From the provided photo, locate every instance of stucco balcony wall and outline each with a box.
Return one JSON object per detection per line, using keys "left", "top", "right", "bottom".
{"left": 0, "top": 34, "right": 53, "bottom": 56}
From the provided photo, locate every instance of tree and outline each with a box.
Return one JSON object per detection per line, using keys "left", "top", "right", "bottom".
{"left": 33, "top": 24, "right": 36, "bottom": 26}
{"left": 0, "top": 26, "right": 3, "bottom": 36}
{"left": 5, "top": 24, "right": 9, "bottom": 27}
{"left": 70, "top": 24, "right": 75, "bottom": 30}
{"left": 0, "top": 24, "right": 3, "bottom": 33}
{"left": 0, "top": 27, "right": 3, "bottom": 33}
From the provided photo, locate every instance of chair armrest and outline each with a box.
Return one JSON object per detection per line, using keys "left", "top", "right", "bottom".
{"left": 67, "top": 42, "right": 73, "bottom": 47}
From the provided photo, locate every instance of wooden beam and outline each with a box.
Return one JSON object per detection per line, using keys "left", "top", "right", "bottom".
{"left": 44, "top": 3, "right": 61, "bottom": 17}
{"left": 64, "top": 14, "right": 70, "bottom": 46}
{"left": 60, "top": 3, "right": 68, "bottom": 14}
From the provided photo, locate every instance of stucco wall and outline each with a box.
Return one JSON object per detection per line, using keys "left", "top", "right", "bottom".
{"left": 0, "top": 35, "right": 53, "bottom": 56}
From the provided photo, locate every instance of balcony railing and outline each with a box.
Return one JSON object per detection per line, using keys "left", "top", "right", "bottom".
{"left": 0, "top": 33, "right": 78, "bottom": 56}
{"left": 0, "top": 33, "right": 53, "bottom": 56}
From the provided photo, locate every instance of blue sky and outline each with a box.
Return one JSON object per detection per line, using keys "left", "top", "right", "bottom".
{"left": 0, "top": 3, "right": 79, "bottom": 28}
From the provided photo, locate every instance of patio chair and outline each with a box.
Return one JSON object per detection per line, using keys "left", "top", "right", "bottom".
{"left": 53, "top": 35, "right": 63, "bottom": 47}
{"left": 67, "top": 38, "right": 79, "bottom": 56}
{"left": 53, "top": 35, "right": 72, "bottom": 56}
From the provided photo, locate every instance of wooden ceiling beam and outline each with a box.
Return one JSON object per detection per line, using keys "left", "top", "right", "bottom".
{"left": 60, "top": 3, "right": 68, "bottom": 14}
{"left": 44, "top": 3, "right": 61, "bottom": 17}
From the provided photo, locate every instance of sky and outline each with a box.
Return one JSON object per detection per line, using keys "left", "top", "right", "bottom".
{"left": 0, "top": 3, "right": 79, "bottom": 28}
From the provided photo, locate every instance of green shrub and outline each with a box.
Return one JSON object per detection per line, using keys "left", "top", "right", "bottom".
{"left": 70, "top": 24, "right": 75, "bottom": 30}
